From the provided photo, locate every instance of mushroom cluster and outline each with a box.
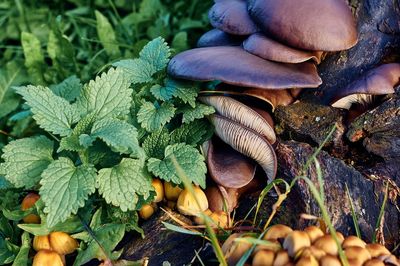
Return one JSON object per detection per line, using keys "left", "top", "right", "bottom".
{"left": 167, "top": 0, "right": 360, "bottom": 211}
{"left": 222, "top": 224, "right": 400, "bottom": 266}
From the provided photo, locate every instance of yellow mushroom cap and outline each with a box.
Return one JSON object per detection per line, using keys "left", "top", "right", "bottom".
{"left": 177, "top": 187, "right": 209, "bottom": 216}
{"left": 33, "top": 235, "right": 52, "bottom": 252}
{"left": 164, "top": 181, "right": 183, "bottom": 201}
{"left": 366, "top": 243, "right": 391, "bottom": 257}
{"left": 377, "top": 254, "right": 400, "bottom": 266}
{"left": 210, "top": 211, "right": 229, "bottom": 228}
{"left": 272, "top": 250, "right": 290, "bottom": 266}
{"left": 344, "top": 246, "right": 371, "bottom": 265}
{"left": 313, "top": 235, "right": 339, "bottom": 256}
{"left": 283, "top": 231, "right": 311, "bottom": 257}
{"left": 298, "top": 246, "right": 326, "bottom": 260}
{"left": 264, "top": 224, "right": 293, "bottom": 241}
{"left": 49, "top": 232, "right": 78, "bottom": 255}
{"left": 364, "top": 258, "right": 385, "bottom": 266}
{"left": 151, "top": 179, "right": 164, "bottom": 203}
{"left": 304, "top": 226, "right": 324, "bottom": 243}
{"left": 296, "top": 255, "right": 318, "bottom": 266}
{"left": 193, "top": 209, "right": 213, "bottom": 225}
{"left": 252, "top": 250, "right": 275, "bottom": 266}
{"left": 342, "top": 236, "right": 366, "bottom": 248}
{"left": 139, "top": 204, "right": 155, "bottom": 220}
{"left": 32, "top": 250, "right": 65, "bottom": 266}
{"left": 319, "top": 255, "right": 342, "bottom": 266}
{"left": 222, "top": 234, "right": 253, "bottom": 266}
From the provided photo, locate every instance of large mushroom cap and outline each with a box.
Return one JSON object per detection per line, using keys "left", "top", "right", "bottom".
{"left": 197, "top": 29, "right": 244, "bottom": 48}
{"left": 243, "top": 33, "right": 323, "bottom": 64}
{"left": 209, "top": 0, "right": 259, "bottom": 35}
{"left": 247, "top": 0, "right": 358, "bottom": 51}
{"left": 168, "top": 47, "right": 322, "bottom": 90}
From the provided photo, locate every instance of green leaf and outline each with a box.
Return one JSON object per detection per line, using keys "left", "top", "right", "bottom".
{"left": 97, "top": 158, "right": 153, "bottom": 211}
{"left": 142, "top": 128, "right": 170, "bottom": 159}
{"left": 150, "top": 84, "right": 174, "bottom": 101}
{"left": 47, "top": 28, "right": 75, "bottom": 73}
{"left": 11, "top": 232, "right": 30, "bottom": 266}
{"left": 181, "top": 103, "right": 215, "bottom": 123}
{"left": 153, "top": 79, "right": 198, "bottom": 107}
{"left": 21, "top": 32, "right": 45, "bottom": 85}
{"left": 171, "top": 32, "right": 189, "bottom": 53}
{"left": 0, "top": 237, "right": 18, "bottom": 265}
{"left": 91, "top": 119, "right": 140, "bottom": 155}
{"left": 0, "top": 64, "right": 23, "bottom": 119}
{"left": 16, "top": 85, "right": 80, "bottom": 136}
{"left": 162, "top": 222, "right": 202, "bottom": 236}
{"left": 170, "top": 120, "right": 213, "bottom": 146}
{"left": 95, "top": 10, "right": 121, "bottom": 57}
{"left": 76, "top": 68, "right": 132, "bottom": 120}
{"left": 0, "top": 176, "right": 13, "bottom": 190}
{"left": 50, "top": 75, "right": 82, "bottom": 102}
{"left": 147, "top": 143, "right": 206, "bottom": 188}
{"left": 137, "top": 101, "right": 176, "bottom": 132}
{"left": 18, "top": 215, "right": 83, "bottom": 236}
{"left": 40, "top": 157, "right": 97, "bottom": 227}
{"left": 139, "top": 37, "right": 170, "bottom": 72}
{"left": 1, "top": 136, "right": 54, "bottom": 189}
{"left": 113, "top": 58, "right": 156, "bottom": 84}
{"left": 73, "top": 223, "right": 125, "bottom": 266}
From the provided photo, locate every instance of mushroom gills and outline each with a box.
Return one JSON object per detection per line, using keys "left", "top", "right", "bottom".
{"left": 331, "top": 94, "right": 374, "bottom": 109}
{"left": 210, "top": 114, "right": 277, "bottom": 182}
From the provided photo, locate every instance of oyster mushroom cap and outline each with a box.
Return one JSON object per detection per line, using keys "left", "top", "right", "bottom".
{"left": 197, "top": 29, "right": 244, "bottom": 48}
{"left": 207, "top": 138, "right": 257, "bottom": 189}
{"left": 330, "top": 63, "right": 400, "bottom": 109}
{"left": 241, "top": 89, "right": 294, "bottom": 110}
{"left": 210, "top": 114, "right": 277, "bottom": 182}
{"left": 247, "top": 0, "right": 358, "bottom": 51}
{"left": 167, "top": 47, "right": 322, "bottom": 90}
{"left": 243, "top": 33, "right": 323, "bottom": 64}
{"left": 199, "top": 95, "right": 276, "bottom": 143}
{"left": 209, "top": 0, "right": 258, "bottom": 35}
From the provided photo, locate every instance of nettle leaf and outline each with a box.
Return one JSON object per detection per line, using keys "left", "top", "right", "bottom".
{"left": 50, "top": 75, "right": 82, "bottom": 102}
{"left": 21, "top": 32, "right": 45, "bottom": 85}
{"left": 163, "top": 79, "right": 198, "bottom": 107}
{"left": 139, "top": 36, "right": 171, "bottom": 72}
{"left": 76, "top": 68, "right": 132, "bottom": 120}
{"left": 170, "top": 119, "right": 213, "bottom": 146}
{"left": 142, "top": 128, "right": 170, "bottom": 159}
{"left": 95, "top": 10, "right": 121, "bottom": 58}
{"left": 91, "top": 119, "right": 140, "bottom": 155}
{"left": 1, "top": 136, "right": 54, "bottom": 189}
{"left": 181, "top": 103, "right": 215, "bottom": 123}
{"left": 16, "top": 85, "right": 80, "bottom": 136}
{"left": 40, "top": 157, "right": 97, "bottom": 227}
{"left": 113, "top": 58, "right": 156, "bottom": 84}
{"left": 137, "top": 101, "right": 176, "bottom": 132}
{"left": 97, "top": 158, "right": 153, "bottom": 211}
{"left": 147, "top": 143, "right": 206, "bottom": 188}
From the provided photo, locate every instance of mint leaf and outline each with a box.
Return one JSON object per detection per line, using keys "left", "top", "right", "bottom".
{"left": 160, "top": 79, "right": 198, "bottom": 107}
{"left": 137, "top": 101, "right": 176, "bottom": 132}
{"left": 50, "top": 75, "right": 82, "bottom": 102}
{"left": 95, "top": 10, "right": 121, "bottom": 58}
{"left": 16, "top": 85, "right": 80, "bottom": 136}
{"left": 147, "top": 143, "right": 206, "bottom": 188}
{"left": 170, "top": 120, "right": 213, "bottom": 146}
{"left": 1, "top": 136, "right": 53, "bottom": 189}
{"left": 113, "top": 58, "right": 156, "bottom": 84}
{"left": 21, "top": 32, "right": 45, "bottom": 85}
{"left": 91, "top": 119, "right": 140, "bottom": 155}
{"left": 139, "top": 37, "right": 170, "bottom": 72}
{"left": 181, "top": 103, "right": 215, "bottom": 123}
{"left": 142, "top": 128, "right": 170, "bottom": 159}
{"left": 97, "top": 158, "right": 153, "bottom": 211}
{"left": 76, "top": 68, "right": 132, "bottom": 120}
{"left": 150, "top": 84, "right": 174, "bottom": 101}
{"left": 40, "top": 158, "right": 97, "bottom": 227}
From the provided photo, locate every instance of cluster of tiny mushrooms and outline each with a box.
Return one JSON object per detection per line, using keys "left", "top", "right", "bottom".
{"left": 166, "top": 0, "right": 400, "bottom": 215}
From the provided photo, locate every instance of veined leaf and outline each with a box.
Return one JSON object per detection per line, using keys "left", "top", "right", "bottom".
{"left": 1, "top": 136, "right": 54, "bottom": 189}
{"left": 113, "top": 58, "right": 156, "bottom": 84}
{"left": 170, "top": 119, "right": 213, "bottom": 146}
{"left": 142, "top": 128, "right": 170, "bottom": 159}
{"left": 21, "top": 32, "right": 45, "bottom": 85}
{"left": 139, "top": 36, "right": 170, "bottom": 72}
{"left": 181, "top": 103, "right": 215, "bottom": 123}
{"left": 50, "top": 75, "right": 82, "bottom": 102}
{"left": 95, "top": 10, "right": 121, "bottom": 58}
{"left": 97, "top": 158, "right": 153, "bottom": 211}
{"left": 147, "top": 143, "right": 206, "bottom": 188}
{"left": 137, "top": 101, "right": 176, "bottom": 132}
{"left": 40, "top": 157, "right": 97, "bottom": 227}
{"left": 16, "top": 85, "right": 80, "bottom": 136}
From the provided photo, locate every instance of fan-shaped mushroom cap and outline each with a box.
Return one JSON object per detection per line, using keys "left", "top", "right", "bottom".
{"left": 168, "top": 47, "right": 322, "bottom": 90}
{"left": 207, "top": 138, "right": 257, "bottom": 189}
{"left": 247, "top": 0, "right": 358, "bottom": 51}
{"left": 331, "top": 63, "right": 400, "bottom": 109}
{"left": 209, "top": 0, "right": 258, "bottom": 35}
{"left": 199, "top": 95, "right": 276, "bottom": 143}
{"left": 210, "top": 114, "right": 277, "bottom": 182}
{"left": 241, "top": 89, "right": 294, "bottom": 111}
{"left": 197, "top": 29, "right": 244, "bottom": 47}
{"left": 243, "top": 33, "right": 323, "bottom": 64}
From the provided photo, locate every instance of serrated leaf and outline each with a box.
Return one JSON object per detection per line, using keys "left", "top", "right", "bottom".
{"left": 170, "top": 120, "right": 213, "bottom": 146}
{"left": 137, "top": 101, "right": 176, "bottom": 132}
{"left": 142, "top": 128, "right": 170, "bottom": 159}
{"left": 40, "top": 157, "right": 97, "bottom": 227}
{"left": 139, "top": 37, "right": 170, "bottom": 72}
{"left": 150, "top": 84, "right": 174, "bottom": 101}
{"left": 95, "top": 10, "right": 121, "bottom": 58}
{"left": 21, "top": 32, "right": 45, "bottom": 85}
{"left": 147, "top": 143, "right": 206, "bottom": 188}
{"left": 1, "top": 136, "right": 54, "bottom": 189}
{"left": 50, "top": 75, "right": 82, "bottom": 102}
{"left": 16, "top": 85, "right": 80, "bottom": 136}
{"left": 91, "top": 119, "right": 140, "bottom": 155}
{"left": 181, "top": 103, "right": 215, "bottom": 123}
{"left": 113, "top": 58, "right": 156, "bottom": 84}
{"left": 76, "top": 68, "right": 132, "bottom": 120}
{"left": 164, "top": 79, "right": 198, "bottom": 107}
{"left": 97, "top": 158, "right": 153, "bottom": 211}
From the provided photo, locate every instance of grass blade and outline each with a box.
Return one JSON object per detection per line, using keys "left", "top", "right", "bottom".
{"left": 345, "top": 183, "right": 361, "bottom": 238}
{"left": 372, "top": 182, "right": 389, "bottom": 243}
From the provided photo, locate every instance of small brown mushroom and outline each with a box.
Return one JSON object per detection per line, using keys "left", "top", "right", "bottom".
{"left": 197, "top": 29, "right": 244, "bottom": 48}
{"left": 222, "top": 233, "right": 253, "bottom": 266}
{"left": 377, "top": 254, "right": 400, "bottom": 266}
{"left": 283, "top": 231, "right": 311, "bottom": 257}
{"left": 313, "top": 235, "right": 339, "bottom": 256}
{"left": 299, "top": 246, "right": 326, "bottom": 260}
{"left": 177, "top": 187, "right": 209, "bottom": 216}
{"left": 273, "top": 250, "right": 291, "bottom": 266}
{"left": 366, "top": 243, "right": 391, "bottom": 258}
{"left": 263, "top": 224, "right": 293, "bottom": 241}
{"left": 168, "top": 47, "right": 322, "bottom": 90}
{"left": 319, "top": 255, "right": 342, "bottom": 266}
{"left": 344, "top": 246, "right": 371, "bottom": 265}
{"left": 243, "top": 33, "right": 323, "bottom": 64}
{"left": 364, "top": 258, "right": 385, "bottom": 266}
{"left": 304, "top": 226, "right": 324, "bottom": 243}
{"left": 252, "top": 250, "right": 275, "bottom": 266}
{"left": 296, "top": 255, "right": 318, "bottom": 266}
{"left": 342, "top": 236, "right": 366, "bottom": 248}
